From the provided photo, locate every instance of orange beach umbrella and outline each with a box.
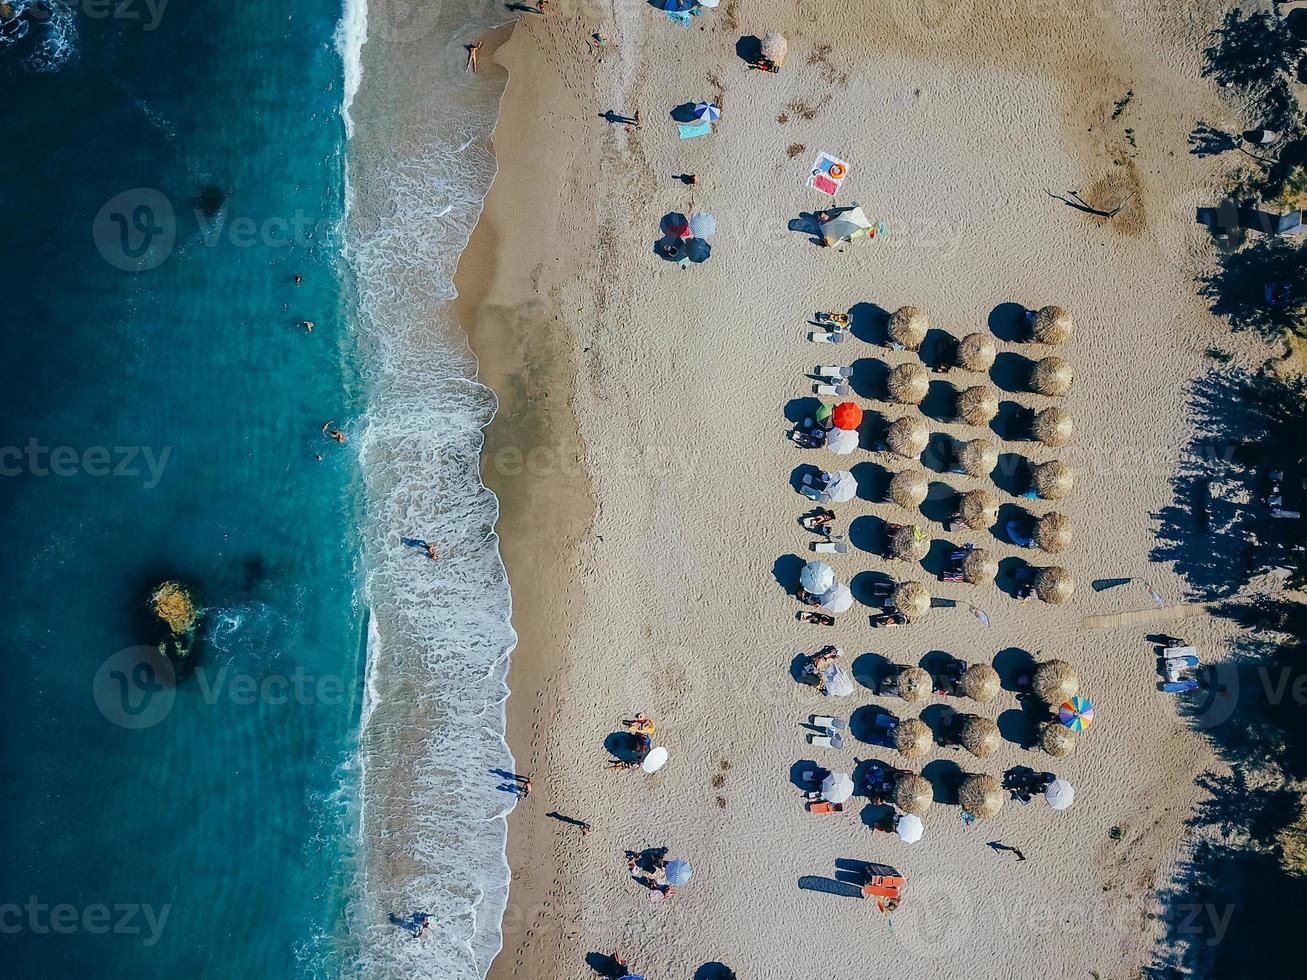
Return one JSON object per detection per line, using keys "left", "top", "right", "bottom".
{"left": 832, "top": 402, "right": 863, "bottom": 431}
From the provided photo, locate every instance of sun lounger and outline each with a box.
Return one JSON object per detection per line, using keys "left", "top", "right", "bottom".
{"left": 807, "top": 732, "right": 845, "bottom": 749}
{"left": 806, "top": 801, "right": 845, "bottom": 814}
{"left": 816, "top": 366, "right": 853, "bottom": 380}
{"left": 811, "top": 539, "right": 848, "bottom": 554}
{"left": 810, "top": 715, "right": 845, "bottom": 730}
{"left": 814, "top": 382, "right": 851, "bottom": 396}
{"left": 1162, "top": 645, "right": 1196, "bottom": 658}
{"left": 1161, "top": 678, "right": 1198, "bottom": 693}
{"left": 809, "top": 330, "right": 848, "bottom": 344}
{"left": 677, "top": 120, "right": 712, "bottom": 139}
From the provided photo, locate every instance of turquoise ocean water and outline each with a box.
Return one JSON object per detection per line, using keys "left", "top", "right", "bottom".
{"left": 0, "top": 2, "right": 368, "bottom": 976}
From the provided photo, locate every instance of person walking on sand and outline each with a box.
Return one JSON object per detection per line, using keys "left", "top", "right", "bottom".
{"left": 520, "top": 776, "right": 533, "bottom": 798}
{"left": 465, "top": 40, "right": 482, "bottom": 73}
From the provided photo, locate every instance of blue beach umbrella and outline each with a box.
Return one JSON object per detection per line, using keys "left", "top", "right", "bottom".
{"left": 665, "top": 859, "right": 693, "bottom": 885}
{"left": 693, "top": 101, "right": 720, "bottom": 122}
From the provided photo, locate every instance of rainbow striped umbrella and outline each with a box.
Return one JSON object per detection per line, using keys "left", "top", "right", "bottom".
{"left": 1058, "top": 696, "right": 1094, "bottom": 731}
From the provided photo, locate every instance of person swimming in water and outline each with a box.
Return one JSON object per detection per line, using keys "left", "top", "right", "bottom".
{"left": 321, "top": 421, "right": 346, "bottom": 444}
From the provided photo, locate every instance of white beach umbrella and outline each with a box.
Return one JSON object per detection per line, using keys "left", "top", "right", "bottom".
{"left": 697, "top": 0, "right": 720, "bottom": 6}
{"left": 689, "top": 212, "right": 716, "bottom": 238}
{"left": 821, "top": 771, "right": 854, "bottom": 804}
{"left": 1044, "top": 778, "right": 1076, "bottom": 811}
{"left": 641, "top": 746, "right": 669, "bottom": 774}
{"left": 820, "top": 206, "right": 872, "bottom": 246}
{"left": 825, "top": 470, "right": 858, "bottom": 503}
{"left": 693, "top": 102, "right": 720, "bottom": 122}
{"left": 895, "top": 813, "right": 925, "bottom": 844}
{"left": 822, "top": 664, "right": 854, "bottom": 697}
{"left": 800, "top": 560, "right": 835, "bottom": 594}
{"left": 818, "top": 583, "right": 853, "bottom": 614}
{"left": 825, "top": 426, "right": 858, "bottom": 455}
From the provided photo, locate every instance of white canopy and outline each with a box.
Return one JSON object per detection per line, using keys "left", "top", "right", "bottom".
{"left": 800, "top": 560, "right": 835, "bottom": 594}
{"left": 821, "top": 771, "right": 854, "bottom": 804}
{"left": 825, "top": 426, "right": 858, "bottom": 455}
{"left": 818, "top": 583, "right": 853, "bottom": 614}
{"left": 825, "top": 470, "right": 858, "bottom": 503}
{"left": 1044, "top": 778, "right": 1075, "bottom": 810}
{"left": 822, "top": 664, "right": 854, "bottom": 697}
{"left": 689, "top": 212, "right": 716, "bottom": 238}
{"left": 820, "top": 206, "right": 872, "bottom": 246}
{"left": 641, "top": 746, "right": 668, "bottom": 773}
{"left": 895, "top": 813, "right": 924, "bottom": 843}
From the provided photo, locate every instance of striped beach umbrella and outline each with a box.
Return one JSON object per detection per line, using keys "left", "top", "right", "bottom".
{"left": 665, "top": 859, "right": 693, "bottom": 885}
{"left": 1058, "top": 695, "right": 1094, "bottom": 731}
{"left": 693, "top": 101, "right": 720, "bottom": 122}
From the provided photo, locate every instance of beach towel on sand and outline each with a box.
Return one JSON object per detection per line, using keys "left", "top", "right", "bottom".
{"left": 678, "top": 120, "right": 712, "bottom": 139}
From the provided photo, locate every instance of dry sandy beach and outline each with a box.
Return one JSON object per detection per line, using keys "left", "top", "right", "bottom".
{"left": 456, "top": 1, "right": 1272, "bottom": 976}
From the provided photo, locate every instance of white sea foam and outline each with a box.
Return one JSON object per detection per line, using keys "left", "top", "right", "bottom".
{"left": 336, "top": 1, "right": 520, "bottom": 977}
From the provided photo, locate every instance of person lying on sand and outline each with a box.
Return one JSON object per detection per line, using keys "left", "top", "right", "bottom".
{"left": 465, "top": 40, "right": 482, "bottom": 72}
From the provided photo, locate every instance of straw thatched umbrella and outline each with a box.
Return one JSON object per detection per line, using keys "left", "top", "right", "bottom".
{"left": 1029, "top": 356, "right": 1073, "bottom": 397}
{"left": 958, "top": 714, "right": 1001, "bottom": 758}
{"left": 890, "top": 524, "right": 929, "bottom": 562}
{"left": 888, "top": 306, "right": 928, "bottom": 350}
{"left": 760, "top": 31, "right": 787, "bottom": 65}
{"left": 1031, "top": 460, "right": 1073, "bottom": 500}
{"left": 960, "top": 663, "right": 1000, "bottom": 703}
{"left": 1032, "top": 659, "right": 1079, "bottom": 703}
{"left": 893, "top": 718, "right": 933, "bottom": 758}
{"left": 887, "top": 362, "right": 930, "bottom": 405}
{"left": 1034, "top": 566, "right": 1075, "bottom": 604}
{"left": 1034, "top": 512, "right": 1072, "bottom": 553}
{"left": 893, "top": 772, "right": 934, "bottom": 815}
{"left": 962, "top": 547, "right": 998, "bottom": 585}
{"left": 956, "top": 332, "right": 996, "bottom": 372}
{"left": 886, "top": 416, "right": 929, "bottom": 458}
{"left": 956, "top": 385, "right": 999, "bottom": 426}
{"left": 1039, "top": 721, "right": 1079, "bottom": 758}
{"left": 892, "top": 581, "right": 931, "bottom": 621}
{"left": 895, "top": 666, "right": 933, "bottom": 704}
{"left": 1031, "top": 305, "right": 1073, "bottom": 344}
{"left": 958, "top": 773, "right": 1004, "bottom": 819}
{"left": 1033, "top": 406, "right": 1073, "bottom": 447}
{"left": 956, "top": 437, "right": 998, "bottom": 477}
{"left": 888, "top": 468, "right": 929, "bottom": 509}
{"left": 957, "top": 488, "right": 998, "bottom": 529}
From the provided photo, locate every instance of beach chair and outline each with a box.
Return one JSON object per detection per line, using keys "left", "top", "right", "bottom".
{"left": 1161, "top": 644, "right": 1196, "bottom": 658}
{"left": 809, "top": 715, "right": 845, "bottom": 731}
{"left": 807, "top": 732, "right": 845, "bottom": 749}
{"left": 811, "top": 538, "right": 848, "bottom": 554}
{"left": 806, "top": 801, "right": 845, "bottom": 814}
{"left": 814, "top": 382, "right": 851, "bottom": 397}
{"left": 816, "top": 365, "right": 853, "bottom": 380}
{"left": 809, "top": 330, "right": 848, "bottom": 344}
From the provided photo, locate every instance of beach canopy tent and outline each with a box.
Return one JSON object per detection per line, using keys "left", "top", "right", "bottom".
{"left": 888, "top": 307, "right": 928, "bottom": 350}
{"left": 689, "top": 212, "right": 716, "bottom": 238}
{"left": 888, "top": 362, "right": 930, "bottom": 405}
{"left": 821, "top": 771, "right": 855, "bottom": 804}
{"left": 823, "top": 663, "right": 855, "bottom": 697}
{"left": 1059, "top": 695, "right": 1094, "bottom": 731}
{"left": 889, "top": 468, "right": 929, "bottom": 509}
{"left": 818, "top": 583, "right": 854, "bottom": 614}
{"left": 895, "top": 813, "right": 925, "bottom": 844}
{"left": 820, "top": 206, "right": 874, "bottom": 247}
{"left": 960, "top": 663, "right": 1000, "bottom": 703}
{"left": 894, "top": 773, "right": 933, "bottom": 815}
{"left": 825, "top": 426, "right": 858, "bottom": 455}
{"left": 1033, "top": 660, "right": 1080, "bottom": 703}
{"left": 824, "top": 469, "right": 858, "bottom": 503}
{"left": 832, "top": 401, "right": 863, "bottom": 430}
{"left": 693, "top": 101, "right": 720, "bottom": 122}
{"left": 800, "top": 560, "right": 836, "bottom": 594}
{"left": 1045, "top": 778, "right": 1076, "bottom": 810}
{"left": 665, "top": 859, "right": 693, "bottom": 885}
{"left": 957, "top": 332, "right": 997, "bottom": 371}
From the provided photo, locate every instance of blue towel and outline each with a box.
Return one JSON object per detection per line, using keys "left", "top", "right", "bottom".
{"left": 677, "top": 120, "right": 712, "bottom": 139}
{"left": 666, "top": 10, "right": 691, "bottom": 24}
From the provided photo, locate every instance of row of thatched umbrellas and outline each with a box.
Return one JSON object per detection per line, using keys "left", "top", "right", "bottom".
{"left": 887, "top": 304, "right": 1074, "bottom": 351}
{"left": 881, "top": 400, "right": 1073, "bottom": 452}
{"left": 886, "top": 359, "right": 1072, "bottom": 409}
